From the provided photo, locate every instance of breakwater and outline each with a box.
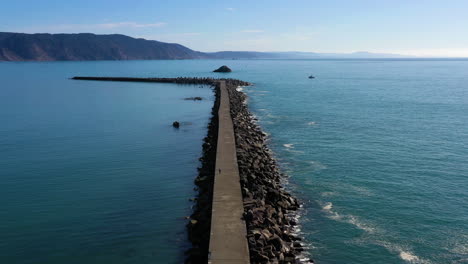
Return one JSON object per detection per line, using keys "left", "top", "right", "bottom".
{"left": 226, "top": 83, "right": 310, "bottom": 264}
{"left": 72, "top": 77, "right": 307, "bottom": 263}
{"left": 72, "top": 76, "right": 239, "bottom": 85}
{"left": 208, "top": 81, "right": 250, "bottom": 263}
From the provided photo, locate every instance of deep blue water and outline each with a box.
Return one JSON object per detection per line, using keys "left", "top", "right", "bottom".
{"left": 1, "top": 59, "right": 467, "bottom": 264}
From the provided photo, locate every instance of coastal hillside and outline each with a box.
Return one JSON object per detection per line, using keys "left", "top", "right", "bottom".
{"left": 0, "top": 32, "right": 206, "bottom": 61}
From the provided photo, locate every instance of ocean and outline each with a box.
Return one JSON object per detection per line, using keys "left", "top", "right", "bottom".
{"left": 1, "top": 59, "right": 467, "bottom": 263}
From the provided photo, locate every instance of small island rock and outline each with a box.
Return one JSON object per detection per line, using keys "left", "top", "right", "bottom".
{"left": 213, "top": 65, "right": 232, "bottom": 72}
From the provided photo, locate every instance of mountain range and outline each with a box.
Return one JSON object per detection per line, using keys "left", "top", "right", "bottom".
{"left": 0, "top": 32, "right": 408, "bottom": 61}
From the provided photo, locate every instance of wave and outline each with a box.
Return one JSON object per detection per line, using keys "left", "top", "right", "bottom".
{"left": 285, "top": 149, "right": 305, "bottom": 154}
{"left": 265, "top": 113, "right": 279, "bottom": 119}
{"left": 377, "top": 241, "right": 432, "bottom": 264}
{"left": 283, "top": 143, "right": 294, "bottom": 148}
{"left": 321, "top": 202, "right": 376, "bottom": 234}
{"left": 252, "top": 90, "right": 269, "bottom": 93}
{"left": 236, "top": 86, "right": 244, "bottom": 92}
{"left": 451, "top": 242, "right": 468, "bottom": 255}
{"left": 333, "top": 184, "right": 374, "bottom": 197}
{"left": 307, "top": 121, "right": 317, "bottom": 125}
{"left": 400, "top": 251, "right": 420, "bottom": 262}
{"left": 322, "top": 202, "right": 333, "bottom": 211}
{"left": 308, "top": 160, "right": 327, "bottom": 170}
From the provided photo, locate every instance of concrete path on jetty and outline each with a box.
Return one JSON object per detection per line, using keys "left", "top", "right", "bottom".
{"left": 209, "top": 81, "right": 250, "bottom": 263}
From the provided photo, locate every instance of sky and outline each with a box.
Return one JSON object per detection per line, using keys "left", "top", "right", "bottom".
{"left": 2, "top": 0, "right": 468, "bottom": 57}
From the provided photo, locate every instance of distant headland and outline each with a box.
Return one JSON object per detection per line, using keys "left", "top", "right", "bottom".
{"left": 0, "top": 32, "right": 409, "bottom": 61}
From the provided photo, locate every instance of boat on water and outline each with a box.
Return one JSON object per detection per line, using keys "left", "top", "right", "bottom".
{"left": 308, "top": 75, "right": 315, "bottom": 79}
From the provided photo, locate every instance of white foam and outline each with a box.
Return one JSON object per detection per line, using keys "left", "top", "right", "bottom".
{"left": 347, "top": 215, "right": 376, "bottom": 233}
{"left": 399, "top": 251, "right": 420, "bottom": 262}
{"left": 322, "top": 202, "right": 333, "bottom": 211}
{"left": 324, "top": 208, "right": 376, "bottom": 233}
{"left": 285, "top": 149, "right": 305, "bottom": 154}
{"left": 446, "top": 233, "right": 468, "bottom": 256}
{"left": 283, "top": 143, "right": 294, "bottom": 148}
{"left": 236, "top": 86, "right": 244, "bottom": 92}
{"left": 321, "top": 191, "right": 336, "bottom": 197}
{"left": 451, "top": 243, "right": 468, "bottom": 255}
{"left": 342, "top": 184, "right": 374, "bottom": 197}
{"left": 308, "top": 160, "right": 327, "bottom": 170}
{"left": 377, "top": 241, "right": 431, "bottom": 264}
{"left": 307, "top": 121, "right": 317, "bottom": 125}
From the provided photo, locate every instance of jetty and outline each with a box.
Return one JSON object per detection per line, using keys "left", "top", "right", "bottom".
{"left": 209, "top": 81, "right": 250, "bottom": 263}
{"left": 72, "top": 76, "right": 308, "bottom": 264}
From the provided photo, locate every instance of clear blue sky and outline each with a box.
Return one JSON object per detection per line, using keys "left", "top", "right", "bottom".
{"left": 2, "top": 0, "right": 468, "bottom": 56}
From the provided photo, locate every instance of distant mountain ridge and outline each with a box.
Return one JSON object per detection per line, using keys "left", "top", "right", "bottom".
{"left": 0, "top": 32, "right": 408, "bottom": 61}
{"left": 0, "top": 32, "right": 206, "bottom": 61}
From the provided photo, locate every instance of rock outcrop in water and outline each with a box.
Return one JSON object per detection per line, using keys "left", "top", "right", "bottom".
{"left": 213, "top": 65, "right": 232, "bottom": 72}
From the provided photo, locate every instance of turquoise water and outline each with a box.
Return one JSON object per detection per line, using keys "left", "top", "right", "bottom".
{"left": 1, "top": 59, "right": 467, "bottom": 263}
{"left": 235, "top": 59, "right": 468, "bottom": 264}
{"left": 0, "top": 62, "right": 215, "bottom": 263}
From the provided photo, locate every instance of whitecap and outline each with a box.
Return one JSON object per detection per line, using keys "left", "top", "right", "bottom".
{"left": 236, "top": 86, "right": 244, "bottom": 92}
{"left": 307, "top": 121, "right": 317, "bottom": 125}
{"left": 283, "top": 143, "right": 294, "bottom": 148}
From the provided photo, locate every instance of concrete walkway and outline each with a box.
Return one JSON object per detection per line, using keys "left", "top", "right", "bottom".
{"left": 208, "top": 81, "right": 250, "bottom": 263}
